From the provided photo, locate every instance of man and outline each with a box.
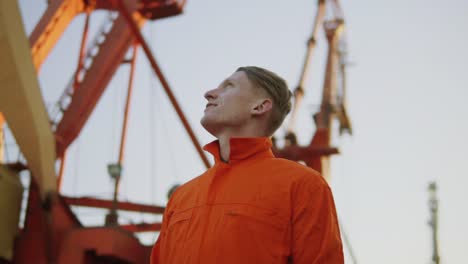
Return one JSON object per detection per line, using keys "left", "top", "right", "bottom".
{"left": 151, "top": 66, "right": 344, "bottom": 263}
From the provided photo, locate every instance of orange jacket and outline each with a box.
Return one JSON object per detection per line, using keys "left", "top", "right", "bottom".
{"left": 151, "top": 137, "right": 343, "bottom": 264}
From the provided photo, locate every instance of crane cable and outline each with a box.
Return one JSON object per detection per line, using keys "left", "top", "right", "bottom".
{"left": 149, "top": 24, "right": 156, "bottom": 204}
{"left": 147, "top": 24, "right": 181, "bottom": 203}
{"left": 339, "top": 220, "right": 358, "bottom": 264}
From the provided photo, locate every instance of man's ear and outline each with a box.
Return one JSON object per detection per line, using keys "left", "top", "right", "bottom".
{"left": 251, "top": 98, "right": 273, "bottom": 116}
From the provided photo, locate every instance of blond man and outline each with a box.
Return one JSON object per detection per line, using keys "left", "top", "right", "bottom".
{"left": 151, "top": 66, "right": 344, "bottom": 264}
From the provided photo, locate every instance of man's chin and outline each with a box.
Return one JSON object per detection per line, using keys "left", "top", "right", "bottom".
{"left": 200, "top": 118, "right": 221, "bottom": 137}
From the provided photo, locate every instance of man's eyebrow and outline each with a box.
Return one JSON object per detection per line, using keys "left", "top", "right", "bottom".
{"left": 224, "top": 79, "right": 235, "bottom": 85}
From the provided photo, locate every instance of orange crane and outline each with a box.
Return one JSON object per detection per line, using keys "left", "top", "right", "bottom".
{"left": 1, "top": 1, "right": 189, "bottom": 263}
{"left": 274, "top": 0, "right": 352, "bottom": 181}
{"left": 0, "top": 0, "right": 352, "bottom": 263}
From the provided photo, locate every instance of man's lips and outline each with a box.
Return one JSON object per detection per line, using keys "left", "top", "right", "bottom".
{"left": 205, "top": 103, "right": 217, "bottom": 109}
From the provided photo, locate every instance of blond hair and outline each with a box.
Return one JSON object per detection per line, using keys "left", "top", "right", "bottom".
{"left": 237, "top": 66, "right": 292, "bottom": 135}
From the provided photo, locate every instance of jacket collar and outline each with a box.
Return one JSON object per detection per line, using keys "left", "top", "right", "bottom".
{"left": 203, "top": 137, "right": 274, "bottom": 164}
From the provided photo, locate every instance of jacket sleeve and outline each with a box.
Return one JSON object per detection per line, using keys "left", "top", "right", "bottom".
{"left": 150, "top": 237, "right": 161, "bottom": 264}
{"left": 150, "top": 194, "right": 175, "bottom": 264}
{"left": 290, "top": 174, "right": 344, "bottom": 264}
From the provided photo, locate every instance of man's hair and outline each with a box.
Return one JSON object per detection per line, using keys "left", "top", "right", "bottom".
{"left": 236, "top": 66, "right": 292, "bottom": 135}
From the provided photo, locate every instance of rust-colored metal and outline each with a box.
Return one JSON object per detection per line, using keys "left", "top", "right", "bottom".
{"left": 57, "top": 228, "right": 151, "bottom": 264}
{"left": 30, "top": 0, "right": 86, "bottom": 71}
{"left": 11, "top": 1, "right": 187, "bottom": 263}
{"left": 287, "top": 0, "right": 326, "bottom": 133}
{"left": 276, "top": 0, "right": 351, "bottom": 181}
{"left": 56, "top": 10, "right": 90, "bottom": 193}
{"left": 298, "top": 0, "right": 326, "bottom": 90}
{"left": 73, "top": 11, "right": 91, "bottom": 91}
{"left": 137, "top": 0, "right": 186, "bottom": 19}
{"left": 63, "top": 196, "right": 165, "bottom": 214}
{"left": 9, "top": 0, "right": 354, "bottom": 262}
{"left": 56, "top": 152, "right": 66, "bottom": 191}
{"left": 53, "top": 1, "right": 186, "bottom": 158}
{"left": 14, "top": 179, "right": 84, "bottom": 263}
{"left": 117, "top": 0, "right": 211, "bottom": 169}
{"left": 54, "top": 12, "right": 147, "bottom": 158}
{"left": 117, "top": 42, "right": 138, "bottom": 174}
{"left": 109, "top": 42, "right": 139, "bottom": 225}
{"left": 273, "top": 145, "right": 339, "bottom": 161}
{"left": 14, "top": 180, "right": 53, "bottom": 263}
{"left": 316, "top": 19, "right": 344, "bottom": 130}
{"left": 29, "top": 0, "right": 185, "bottom": 72}
{"left": 14, "top": 179, "right": 153, "bottom": 263}
{"left": 118, "top": 222, "right": 162, "bottom": 233}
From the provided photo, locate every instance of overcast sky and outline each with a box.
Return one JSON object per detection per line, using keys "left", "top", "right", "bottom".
{"left": 16, "top": 0, "right": 468, "bottom": 263}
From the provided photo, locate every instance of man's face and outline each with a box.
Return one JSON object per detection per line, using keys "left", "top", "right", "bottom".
{"left": 201, "top": 71, "right": 259, "bottom": 135}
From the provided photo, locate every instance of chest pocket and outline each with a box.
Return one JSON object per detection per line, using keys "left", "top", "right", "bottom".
{"left": 167, "top": 209, "right": 193, "bottom": 237}
{"left": 168, "top": 208, "right": 193, "bottom": 231}
{"left": 225, "top": 204, "right": 284, "bottom": 229}
{"left": 218, "top": 204, "right": 288, "bottom": 262}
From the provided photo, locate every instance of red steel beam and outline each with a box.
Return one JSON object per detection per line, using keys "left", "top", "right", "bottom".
{"left": 62, "top": 196, "right": 165, "bottom": 214}
{"left": 29, "top": 0, "right": 185, "bottom": 71}
{"left": 54, "top": 1, "right": 186, "bottom": 158}
{"left": 273, "top": 145, "right": 339, "bottom": 161}
{"left": 137, "top": 0, "right": 186, "bottom": 19}
{"left": 117, "top": 0, "right": 211, "bottom": 169}
{"left": 112, "top": 42, "right": 139, "bottom": 215}
{"left": 55, "top": 12, "right": 146, "bottom": 157}
{"left": 31, "top": 0, "right": 186, "bottom": 157}
{"left": 29, "top": 0, "right": 85, "bottom": 71}
{"left": 73, "top": 10, "right": 91, "bottom": 90}
{"left": 56, "top": 152, "right": 66, "bottom": 190}
{"left": 57, "top": 12, "right": 91, "bottom": 191}
{"left": 118, "top": 42, "right": 138, "bottom": 172}
{"left": 119, "top": 222, "right": 162, "bottom": 233}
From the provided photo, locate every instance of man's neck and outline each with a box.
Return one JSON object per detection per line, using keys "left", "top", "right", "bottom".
{"left": 216, "top": 127, "right": 267, "bottom": 162}
{"left": 218, "top": 134, "right": 231, "bottom": 163}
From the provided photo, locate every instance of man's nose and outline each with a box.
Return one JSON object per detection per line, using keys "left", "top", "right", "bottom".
{"left": 204, "top": 88, "right": 218, "bottom": 100}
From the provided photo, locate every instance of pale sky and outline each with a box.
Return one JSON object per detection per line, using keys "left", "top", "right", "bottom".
{"left": 14, "top": 0, "right": 468, "bottom": 263}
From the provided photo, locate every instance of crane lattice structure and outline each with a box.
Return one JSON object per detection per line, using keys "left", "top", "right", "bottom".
{"left": 0, "top": 0, "right": 354, "bottom": 263}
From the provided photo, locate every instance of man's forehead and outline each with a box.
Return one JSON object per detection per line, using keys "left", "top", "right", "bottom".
{"left": 225, "top": 71, "right": 248, "bottom": 84}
